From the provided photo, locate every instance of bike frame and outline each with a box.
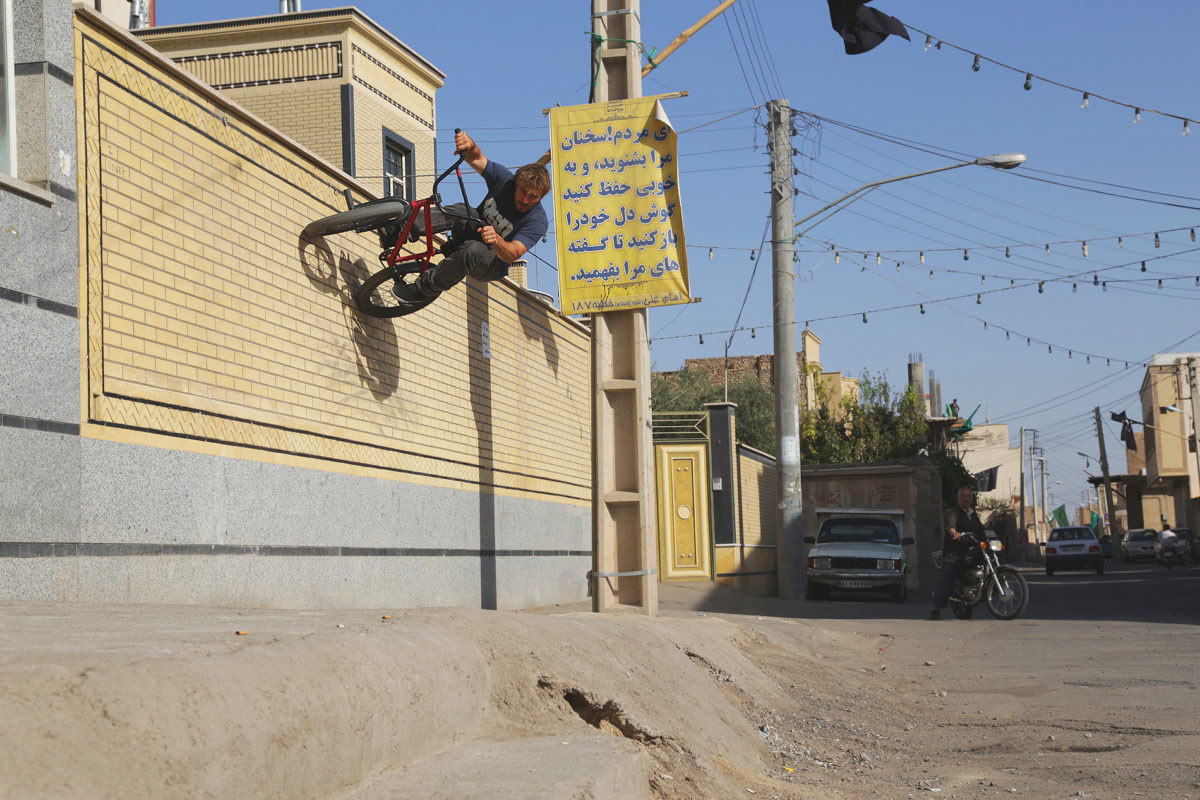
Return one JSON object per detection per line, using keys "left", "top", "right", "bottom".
{"left": 381, "top": 131, "right": 479, "bottom": 276}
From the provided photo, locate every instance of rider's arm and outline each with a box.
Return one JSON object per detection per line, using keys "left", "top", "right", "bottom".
{"left": 455, "top": 130, "right": 488, "bottom": 174}
{"left": 478, "top": 227, "right": 527, "bottom": 263}
{"left": 945, "top": 508, "right": 962, "bottom": 540}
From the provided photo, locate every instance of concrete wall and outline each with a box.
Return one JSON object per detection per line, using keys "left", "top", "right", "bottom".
{"left": 0, "top": 7, "right": 591, "bottom": 610}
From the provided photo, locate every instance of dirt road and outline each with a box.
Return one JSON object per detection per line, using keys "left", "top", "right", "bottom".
{"left": 0, "top": 562, "right": 1196, "bottom": 798}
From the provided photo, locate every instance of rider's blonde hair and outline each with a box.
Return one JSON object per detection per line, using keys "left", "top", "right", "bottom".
{"left": 514, "top": 163, "right": 551, "bottom": 195}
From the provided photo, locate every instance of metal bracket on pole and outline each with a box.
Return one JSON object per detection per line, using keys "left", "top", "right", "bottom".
{"left": 589, "top": 569, "right": 657, "bottom": 578}
{"left": 593, "top": 8, "right": 641, "bottom": 22}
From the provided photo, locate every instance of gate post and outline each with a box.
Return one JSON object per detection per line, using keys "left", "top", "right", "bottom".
{"left": 705, "top": 402, "right": 738, "bottom": 549}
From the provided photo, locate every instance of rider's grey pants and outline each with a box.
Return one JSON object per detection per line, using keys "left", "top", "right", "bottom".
{"left": 415, "top": 203, "right": 508, "bottom": 294}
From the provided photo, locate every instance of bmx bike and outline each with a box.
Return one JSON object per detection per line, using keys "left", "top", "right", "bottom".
{"left": 302, "top": 128, "right": 479, "bottom": 318}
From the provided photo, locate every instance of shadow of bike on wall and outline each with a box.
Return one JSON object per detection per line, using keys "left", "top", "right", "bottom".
{"left": 297, "top": 233, "right": 400, "bottom": 401}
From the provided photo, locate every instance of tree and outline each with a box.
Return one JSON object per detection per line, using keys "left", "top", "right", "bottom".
{"left": 802, "top": 370, "right": 928, "bottom": 464}
{"left": 651, "top": 366, "right": 776, "bottom": 454}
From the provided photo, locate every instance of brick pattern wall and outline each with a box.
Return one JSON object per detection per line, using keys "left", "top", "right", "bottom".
{"left": 680, "top": 352, "right": 811, "bottom": 413}
{"left": 737, "top": 446, "right": 777, "bottom": 547}
{"left": 77, "top": 16, "right": 589, "bottom": 503}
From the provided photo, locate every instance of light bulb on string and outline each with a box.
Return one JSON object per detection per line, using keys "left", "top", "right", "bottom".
{"left": 1134, "top": 107, "right": 1142, "bottom": 124}
{"left": 750, "top": 328, "right": 756, "bottom": 338}
{"left": 920, "top": 251, "right": 925, "bottom": 264}
{"left": 1038, "top": 282, "right": 1044, "bottom": 294}
{"left": 1081, "top": 92, "right": 1089, "bottom": 109}
{"left": 980, "top": 274, "right": 986, "bottom": 284}
{"left": 929, "top": 270, "right": 933, "bottom": 280}
{"left": 1141, "top": 261, "right": 1147, "bottom": 272}
{"left": 983, "top": 321, "right": 988, "bottom": 329}
{"left": 1023, "top": 73, "right": 1033, "bottom": 90}
{"left": 1093, "top": 273, "right": 1099, "bottom": 286}
{"left": 1102, "top": 282, "right": 1108, "bottom": 292}
{"left": 1158, "top": 279, "right": 1163, "bottom": 289}
{"left": 1048, "top": 345, "right": 1052, "bottom": 354}
{"left": 862, "top": 312, "right": 868, "bottom": 324}
{"left": 1069, "top": 351, "right": 1073, "bottom": 359}
{"left": 1192, "top": 229, "right": 1197, "bottom": 242}
{"left": 1086, "top": 356, "right": 1091, "bottom": 364}
{"left": 972, "top": 54, "right": 981, "bottom": 72}
{"left": 1026, "top": 338, "right": 1031, "bottom": 346}
{"left": 976, "top": 294, "right": 981, "bottom": 305}
{"left": 876, "top": 252, "right": 881, "bottom": 265}
{"left": 919, "top": 304, "right": 925, "bottom": 315}
{"left": 1195, "top": 276, "right": 1199, "bottom": 287}
{"left": 1072, "top": 283, "right": 1077, "bottom": 293}
{"left": 1155, "top": 232, "right": 1161, "bottom": 248}
{"left": 834, "top": 251, "right": 840, "bottom": 263}
{"left": 896, "top": 261, "right": 901, "bottom": 272}
{"left": 708, "top": 248, "right": 713, "bottom": 260}
{"left": 1082, "top": 241, "right": 1088, "bottom": 257}
{"left": 1185, "top": 120, "right": 1193, "bottom": 136}
{"left": 1117, "top": 236, "right": 1124, "bottom": 248}
{"left": 1005, "top": 246, "right": 1011, "bottom": 258}
{"left": 923, "top": 34, "right": 932, "bottom": 51}
{"left": 793, "top": 251, "right": 798, "bottom": 262}
{"left": 1044, "top": 243, "right": 1050, "bottom": 255}
{"left": 750, "top": 250, "right": 755, "bottom": 260}
{"left": 698, "top": 334, "right": 704, "bottom": 345}
{"left": 1107, "top": 358, "right": 1111, "bottom": 366}
{"left": 1005, "top": 331, "right": 1010, "bottom": 340}
{"left": 1010, "top": 279, "right": 1015, "bottom": 287}
{"left": 963, "top": 249, "right": 969, "bottom": 261}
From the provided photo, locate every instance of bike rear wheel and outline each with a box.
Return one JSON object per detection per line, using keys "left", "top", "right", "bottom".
{"left": 303, "top": 198, "right": 411, "bottom": 238}
{"left": 354, "top": 265, "right": 435, "bottom": 318}
{"left": 985, "top": 566, "right": 1029, "bottom": 620}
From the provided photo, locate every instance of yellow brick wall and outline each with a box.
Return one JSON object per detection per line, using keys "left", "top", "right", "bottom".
{"left": 737, "top": 448, "right": 777, "bottom": 546}
{"left": 77, "top": 11, "right": 589, "bottom": 505}
{"left": 352, "top": 89, "right": 436, "bottom": 201}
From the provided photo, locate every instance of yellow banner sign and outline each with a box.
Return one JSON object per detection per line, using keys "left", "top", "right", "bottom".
{"left": 550, "top": 96, "right": 690, "bottom": 314}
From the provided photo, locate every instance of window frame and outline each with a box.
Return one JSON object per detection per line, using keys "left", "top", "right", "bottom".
{"left": 0, "top": 0, "right": 16, "bottom": 176}
{"left": 381, "top": 128, "right": 414, "bottom": 201}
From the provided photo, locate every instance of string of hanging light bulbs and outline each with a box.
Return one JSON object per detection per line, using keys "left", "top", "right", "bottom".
{"left": 907, "top": 24, "right": 1196, "bottom": 136}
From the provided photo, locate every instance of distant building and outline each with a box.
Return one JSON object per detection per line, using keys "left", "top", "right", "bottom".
{"left": 956, "top": 423, "right": 1022, "bottom": 506}
{"left": 670, "top": 329, "right": 859, "bottom": 416}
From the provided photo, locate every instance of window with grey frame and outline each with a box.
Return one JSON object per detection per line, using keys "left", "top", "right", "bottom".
{"left": 382, "top": 129, "right": 414, "bottom": 201}
{"left": 0, "top": 0, "right": 16, "bottom": 175}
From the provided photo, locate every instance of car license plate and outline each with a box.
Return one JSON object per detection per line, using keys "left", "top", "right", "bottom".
{"left": 837, "top": 580, "right": 871, "bottom": 589}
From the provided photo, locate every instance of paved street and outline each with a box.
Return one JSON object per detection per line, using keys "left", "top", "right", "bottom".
{"left": 661, "top": 557, "right": 1200, "bottom": 798}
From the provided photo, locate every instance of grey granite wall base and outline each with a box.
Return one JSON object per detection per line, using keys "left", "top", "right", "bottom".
{"left": 0, "top": 300, "right": 79, "bottom": 420}
{"left": 0, "top": 435, "right": 591, "bottom": 609}
{"left": 0, "top": 553, "right": 591, "bottom": 608}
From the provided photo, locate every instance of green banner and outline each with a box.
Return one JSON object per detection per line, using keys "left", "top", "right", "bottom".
{"left": 1051, "top": 505, "right": 1069, "bottom": 528}
{"left": 1088, "top": 510, "right": 1101, "bottom": 531}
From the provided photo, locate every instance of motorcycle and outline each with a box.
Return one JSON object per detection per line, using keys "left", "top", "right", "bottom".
{"left": 933, "top": 533, "right": 1030, "bottom": 620}
{"left": 1160, "top": 538, "right": 1185, "bottom": 570}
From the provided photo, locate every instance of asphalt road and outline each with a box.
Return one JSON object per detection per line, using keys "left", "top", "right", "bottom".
{"left": 662, "top": 557, "right": 1200, "bottom": 798}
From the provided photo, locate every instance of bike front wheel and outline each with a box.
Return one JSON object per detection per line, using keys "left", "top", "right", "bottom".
{"left": 985, "top": 566, "right": 1029, "bottom": 620}
{"left": 303, "top": 198, "right": 411, "bottom": 238}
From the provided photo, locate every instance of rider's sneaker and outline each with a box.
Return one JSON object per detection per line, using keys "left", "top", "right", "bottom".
{"left": 390, "top": 273, "right": 440, "bottom": 305}
{"left": 927, "top": 608, "right": 942, "bottom": 620}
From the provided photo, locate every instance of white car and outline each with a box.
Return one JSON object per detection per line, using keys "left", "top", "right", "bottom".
{"left": 803, "top": 517, "right": 914, "bottom": 603}
{"left": 1121, "top": 529, "right": 1158, "bottom": 563}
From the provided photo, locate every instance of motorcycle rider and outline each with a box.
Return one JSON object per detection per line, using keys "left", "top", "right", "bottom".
{"left": 929, "top": 485, "right": 985, "bottom": 620}
{"left": 1160, "top": 524, "right": 1178, "bottom": 566}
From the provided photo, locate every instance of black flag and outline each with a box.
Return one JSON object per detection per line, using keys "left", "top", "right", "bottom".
{"left": 827, "top": 0, "right": 910, "bottom": 55}
{"left": 1111, "top": 410, "right": 1138, "bottom": 451}
{"left": 974, "top": 466, "right": 999, "bottom": 493}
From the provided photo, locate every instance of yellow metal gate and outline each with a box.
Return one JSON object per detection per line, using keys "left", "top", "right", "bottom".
{"left": 654, "top": 443, "right": 712, "bottom": 581}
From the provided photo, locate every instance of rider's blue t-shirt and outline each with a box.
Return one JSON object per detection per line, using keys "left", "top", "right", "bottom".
{"left": 477, "top": 160, "right": 548, "bottom": 252}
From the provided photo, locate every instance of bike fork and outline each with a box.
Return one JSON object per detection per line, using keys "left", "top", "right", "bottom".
{"left": 985, "top": 554, "right": 1009, "bottom": 597}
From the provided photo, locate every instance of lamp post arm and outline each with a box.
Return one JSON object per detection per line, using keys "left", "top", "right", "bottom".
{"left": 792, "top": 161, "right": 973, "bottom": 231}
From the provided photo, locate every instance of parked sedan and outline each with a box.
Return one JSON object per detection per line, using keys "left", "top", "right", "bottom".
{"left": 803, "top": 517, "right": 914, "bottom": 603}
{"left": 1121, "top": 528, "right": 1158, "bottom": 563}
{"left": 1044, "top": 527, "right": 1104, "bottom": 575}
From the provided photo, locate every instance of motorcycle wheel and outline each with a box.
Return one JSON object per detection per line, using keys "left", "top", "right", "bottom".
{"left": 948, "top": 597, "right": 973, "bottom": 620}
{"left": 985, "top": 566, "right": 1029, "bottom": 620}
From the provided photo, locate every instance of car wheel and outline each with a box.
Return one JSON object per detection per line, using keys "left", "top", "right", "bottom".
{"left": 805, "top": 581, "right": 829, "bottom": 601}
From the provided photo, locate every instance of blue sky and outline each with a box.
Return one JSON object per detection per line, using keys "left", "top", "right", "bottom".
{"left": 156, "top": 1, "right": 1199, "bottom": 514}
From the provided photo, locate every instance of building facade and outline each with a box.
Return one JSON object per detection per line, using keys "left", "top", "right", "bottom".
{"left": 0, "top": 5, "right": 591, "bottom": 610}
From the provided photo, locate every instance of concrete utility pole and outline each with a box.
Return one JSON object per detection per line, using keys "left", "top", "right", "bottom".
{"left": 1094, "top": 406, "right": 1117, "bottom": 539}
{"left": 1037, "top": 456, "right": 1048, "bottom": 540}
{"left": 1019, "top": 427, "right": 1026, "bottom": 555}
{"left": 1187, "top": 358, "right": 1200, "bottom": 511}
{"left": 589, "top": 0, "right": 657, "bottom": 614}
{"left": 767, "top": 98, "right": 802, "bottom": 600}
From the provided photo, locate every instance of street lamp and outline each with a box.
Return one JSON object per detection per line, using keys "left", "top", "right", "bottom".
{"left": 793, "top": 153, "right": 1027, "bottom": 235}
{"left": 777, "top": 149, "right": 1026, "bottom": 599}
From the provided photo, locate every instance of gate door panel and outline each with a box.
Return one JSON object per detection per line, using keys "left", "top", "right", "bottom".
{"left": 655, "top": 443, "right": 712, "bottom": 581}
